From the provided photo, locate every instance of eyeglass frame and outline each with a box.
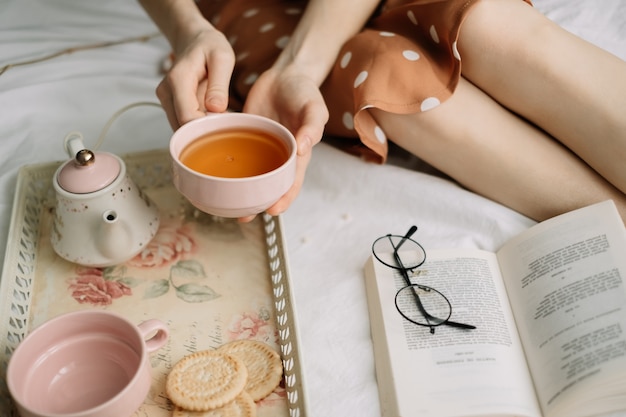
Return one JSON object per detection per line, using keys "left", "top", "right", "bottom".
{"left": 372, "top": 225, "right": 476, "bottom": 334}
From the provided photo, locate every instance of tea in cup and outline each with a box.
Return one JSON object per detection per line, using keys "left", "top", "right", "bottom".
{"left": 170, "top": 112, "right": 297, "bottom": 218}
{"left": 7, "top": 310, "right": 169, "bottom": 417}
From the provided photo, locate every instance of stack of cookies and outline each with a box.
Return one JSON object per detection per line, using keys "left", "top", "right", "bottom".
{"left": 166, "top": 340, "right": 284, "bottom": 417}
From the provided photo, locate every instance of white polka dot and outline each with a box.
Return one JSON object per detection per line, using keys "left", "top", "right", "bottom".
{"left": 354, "top": 71, "right": 368, "bottom": 88}
{"left": 452, "top": 41, "right": 461, "bottom": 60}
{"left": 421, "top": 97, "right": 441, "bottom": 111}
{"left": 259, "top": 22, "right": 275, "bottom": 33}
{"left": 228, "top": 35, "right": 237, "bottom": 46}
{"left": 374, "top": 126, "right": 386, "bottom": 144}
{"left": 340, "top": 51, "right": 352, "bottom": 69}
{"left": 244, "top": 73, "right": 258, "bottom": 85}
{"left": 402, "top": 50, "right": 420, "bottom": 61}
{"left": 430, "top": 25, "right": 440, "bottom": 43}
{"left": 285, "top": 7, "right": 302, "bottom": 15}
{"left": 276, "top": 35, "right": 290, "bottom": 49}
{"left": 379, "top": 31, "right": 395, "bottom": 37}
{"left": 342, "top": 112, "right": 354, "bottom": 130}
{"left": 236, "top": 51, "right": 249, "bottom": 62}
{"left": 211, "top": 14, "right": 221, "bottom": 25}
{"left": 243, "top": 8, "right": 259, "bottom": 18}
{"left": 407, "top": 10, "right": 418, "bottom": 25}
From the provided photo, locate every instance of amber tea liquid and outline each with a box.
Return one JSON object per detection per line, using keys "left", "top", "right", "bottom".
{"left": 180, "top": 128, "right": 290, "bottom": 178}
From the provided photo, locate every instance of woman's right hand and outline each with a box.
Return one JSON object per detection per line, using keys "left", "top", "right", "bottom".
{"left": 157, "top": 26, "right": 236, "bottom": 129}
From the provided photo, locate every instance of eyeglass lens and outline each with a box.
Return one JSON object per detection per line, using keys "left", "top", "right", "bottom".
{"left": 372, "top": 234, "right": 426, "bottom": 270}
{"left": 395, "top": 284, "right": 452, "bottom": 328}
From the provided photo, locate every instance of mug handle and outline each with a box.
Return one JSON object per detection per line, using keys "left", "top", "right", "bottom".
{"left": 137, "top": 319, "right": 169, "bottom": 353}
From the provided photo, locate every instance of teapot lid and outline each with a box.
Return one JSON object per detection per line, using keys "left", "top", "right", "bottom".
{"left": 57, "top": 149, "right": 121, "bottom": 194}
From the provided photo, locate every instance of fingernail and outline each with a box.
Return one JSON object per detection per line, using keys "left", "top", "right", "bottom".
{"left": 207, "top": 96, "right": 226, "bottom": 110}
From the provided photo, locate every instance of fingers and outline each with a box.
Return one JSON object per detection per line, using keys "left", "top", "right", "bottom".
{"left": 242, "top": 139, "right": 316, "bottom": 220}
{"left": 265, "top": 150, "right": 313, "bottom": 217}
{"left": 155, "top": 80, "right": 181, "bottom": 130}
{"left": 157, "top": 33, "right": 235, "bottom": 129}
{"left": 156, "top": 59, "right": 206, "bottom": 129}
{"left": 203, "top": 49, "right": 235, "bottom": 113}
{"left": 296, "top": 102, "right": 328, "bottom": 156}
{"left": 240, "top": 111, "right": 323, "bottom": 220}
{"left": 237, "top": 214, "right": 257, "bottom": 223}
{"left": 243, "top": 118, "right": 322, "bottom": 219}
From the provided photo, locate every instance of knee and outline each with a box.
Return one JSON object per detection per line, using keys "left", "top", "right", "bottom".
{"left": 459, "top": 0, "right": 549, "bottom": 62}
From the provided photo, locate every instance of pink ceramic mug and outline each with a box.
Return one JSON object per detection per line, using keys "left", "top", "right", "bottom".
{"left": 170, "top": 112, "right": 297, "bottom": 218}
{"left": 7, "top": 310, "right": 169, "bottom": 417}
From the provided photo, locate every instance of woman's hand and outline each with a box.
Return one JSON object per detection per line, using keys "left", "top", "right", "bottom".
{"left": 157, "top": 27, "right": 236, "bottom": 129}
{"left": 240, "top": 64, "right": 329, "bottom": 220}
{"left": 231, "top": 0, "right": 379, "bottom": 221}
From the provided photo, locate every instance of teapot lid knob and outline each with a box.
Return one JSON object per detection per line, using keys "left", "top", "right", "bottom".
{"left": 76, "top": 149, "right": 95, "bottom": 166}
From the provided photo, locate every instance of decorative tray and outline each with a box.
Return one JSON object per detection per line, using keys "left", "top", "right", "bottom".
{"left": 0, "top": 149, "right": 308, "bottom": 417}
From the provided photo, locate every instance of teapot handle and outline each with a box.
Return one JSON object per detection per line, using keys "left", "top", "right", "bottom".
{"left": 64, "top": 131, "right": 87, "bottom": 158}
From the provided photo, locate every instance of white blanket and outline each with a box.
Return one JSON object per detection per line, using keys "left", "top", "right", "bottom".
{"left": 1, "top": 1, "right": 624, "bottom": 416}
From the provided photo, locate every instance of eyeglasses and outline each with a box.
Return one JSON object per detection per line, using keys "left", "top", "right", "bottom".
{"left": 371, "top": 225, "right": 476, "bottom": 334}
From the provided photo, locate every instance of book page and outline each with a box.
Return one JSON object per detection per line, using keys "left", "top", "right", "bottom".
{"left": 365, "top": 249, "right": 541, "bottom": 417}
{"left": 497, "top": 200, "right": 626, "bottom": 417}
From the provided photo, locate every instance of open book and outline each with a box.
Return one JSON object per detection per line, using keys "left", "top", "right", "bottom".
{"left": 364, "top": 200, "right": 626, "bottom": 417}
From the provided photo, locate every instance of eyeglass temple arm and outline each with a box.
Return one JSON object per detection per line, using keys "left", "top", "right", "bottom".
{"left": 393, "top": 228, "right": 436, "bottom": 329}
{"left": 394, "top": 253, "right": 433, "bottom": 323}
{"left": 396, "top": 225, "right": 418, "bottom": 250}
{"left": 394, "top": 226, "right": 476, "bottom": 331}
{"left": 442, "top": 319, "right": 476, "bottom": 330}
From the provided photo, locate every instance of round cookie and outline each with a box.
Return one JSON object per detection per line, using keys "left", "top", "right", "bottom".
{"left": 218, "top": 340, "right": 283, "bottom": 401}
{"left": 166, "top": 350, "right": 248, "bottom": 411}
{"left": 172, "top": 391, "right": 256, "bottom": 417}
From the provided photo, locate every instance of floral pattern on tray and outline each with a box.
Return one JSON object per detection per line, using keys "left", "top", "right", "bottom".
{"left": 0, "top": 150, "right": 306, "bottom": 417}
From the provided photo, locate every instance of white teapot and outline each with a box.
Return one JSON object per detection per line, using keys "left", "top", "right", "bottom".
{"left": 50, "top": 133, "right": 160, "bottom": 267}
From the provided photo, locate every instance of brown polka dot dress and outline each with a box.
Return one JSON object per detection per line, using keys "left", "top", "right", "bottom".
{"left": 196, "top": 0, "right": 532, "bottom": 163}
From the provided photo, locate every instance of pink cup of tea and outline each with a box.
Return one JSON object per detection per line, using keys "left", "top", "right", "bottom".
{"left": 170, "top": 112, "right": 297, "bottom": 218}
{"left": 7, "top": 310, "right": 169, "bottom": 417}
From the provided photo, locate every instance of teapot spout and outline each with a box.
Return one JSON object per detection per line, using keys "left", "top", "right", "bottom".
{"left": 97, "top": 210, "right": 133, "bottom": 262}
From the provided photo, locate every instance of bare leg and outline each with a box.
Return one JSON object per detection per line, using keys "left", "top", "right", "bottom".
{"left": 370, "top": 0, "right": 626, "bottom": 222}
{"left": 458, "top": 0, "right": 626, "bottom": 193}
{"left": 369, "top": 77, "right": 626, "bottom": 222}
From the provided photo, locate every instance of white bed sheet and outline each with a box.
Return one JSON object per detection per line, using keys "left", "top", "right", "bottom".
{"left": 0, "top": 1, "right": 624, "bottom": 416}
